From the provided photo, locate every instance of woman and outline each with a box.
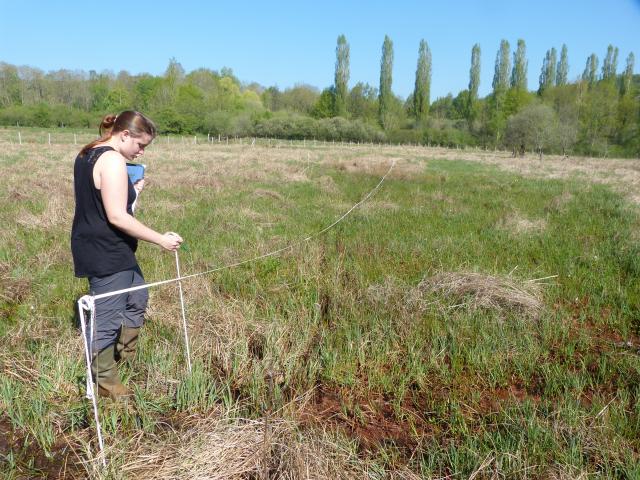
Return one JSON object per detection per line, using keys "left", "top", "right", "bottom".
{"left": 71, "top": 111, "right": 182, "bottom": 401}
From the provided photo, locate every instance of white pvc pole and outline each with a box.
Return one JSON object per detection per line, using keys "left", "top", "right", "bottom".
{"left": 174, "top": 251, "right": 192, "bottom": 373}
{"left": 77, "top": 296, "right": 107, "bottom": 467}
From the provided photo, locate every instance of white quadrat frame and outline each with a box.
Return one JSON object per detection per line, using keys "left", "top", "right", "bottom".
{"left": 75, "top": 159, "right": 396, "bottom": 468}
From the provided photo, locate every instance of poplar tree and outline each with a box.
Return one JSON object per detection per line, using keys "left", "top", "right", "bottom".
{"left": 618, "top": 52, "right": 636, "bottom": 146}
{"left": 492, "top": 39, "right": 511, "bottom": 94}
{"left": 556, "top": 44, "right": 569, "bottom": 86}
{"left": 602, "top": 44, "right": 619, "bottom": 80}
{"left": 490, "top": 40, "right": 511, "bottom": 143}
{"left": 467, "top": 43, "right": 481, "bottom": 120}
{"left": 582, "top": 54, "right": 599, "bottom": 85}
{"left": 510, "top": 39, "right": 528, "bottom": 90}
{"left": 413, "top": 39, "right": 432, "bottom": 122}
{"left": 622, "top": 52, "right": 635, "bottom": 96}
{"left": 538, "top": 48, "right": 557, "bottom": 94}
{"left": 379, "top": 35, "right": 394, "bottom": 128}
{"left": 334, "top": 34, "right": 350, "bottom": 117}
{"left": 161, "top": 57, "right": 185, "bottom": 106}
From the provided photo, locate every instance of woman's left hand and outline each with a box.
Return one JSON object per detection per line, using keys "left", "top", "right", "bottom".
{"left": 133, "top": 178, "right": 145, "bottom": 195}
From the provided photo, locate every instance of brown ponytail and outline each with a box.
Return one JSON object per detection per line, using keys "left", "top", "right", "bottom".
{"left": 99, "top": 114, "right": 118, "bottom": 137}
{"left": 80, "top": 111, "right": 157, "bottom": 154}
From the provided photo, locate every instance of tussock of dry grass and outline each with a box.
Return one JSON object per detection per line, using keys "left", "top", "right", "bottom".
{"left": 497, "top": 212, "right": 547, "bottom": 234}
{"left": 0, "top": 262, "right": 31, "bottom": 303}
{"left": 315, "top": 175, "right": 338, "bottom": 194}
{"left": 331, "top": 155, "right": 418, "bottom": 180}
{"left": 366, "top": 276, "right": 403, "bottom": 306}
{"left": 359, "top": 200, "right": 400, "bottom": 214}
{"left": 430, "top": 190, "right": 454, "bottom": 203}
{"left": 416, "top": 271, "right": 546, "bottom": 318}
{"left": 109, "top": 415, "right": 376, "bottom": 480}
{"left": 253, "top": 188, "right": 286, "bottom": 201}
{"left": 546, "top": 191, "right": 574, "bottom": 213}
{"left": 367, "top": 271, "right": 547, "bottom": 319}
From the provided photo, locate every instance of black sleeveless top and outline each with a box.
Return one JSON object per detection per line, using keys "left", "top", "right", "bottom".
{"left": 71, "top": 146, "right": 138, "bottom": 277}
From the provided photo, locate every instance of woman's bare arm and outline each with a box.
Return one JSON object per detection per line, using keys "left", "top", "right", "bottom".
{"left": 97, "top": 151, "right": 182, "bottom": 251}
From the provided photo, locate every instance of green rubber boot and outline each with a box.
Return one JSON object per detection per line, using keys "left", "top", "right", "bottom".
{"left": 116, "top": 326, "right": 140, "bottom": 363}
{"left": 91, "top": 344, "right": 132, "bottom": 402}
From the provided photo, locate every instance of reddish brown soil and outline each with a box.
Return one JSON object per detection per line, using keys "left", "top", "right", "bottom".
{"left": 297, "top": 377, "right": 544, "bottom": 459}
{"left": 560, "top": 296, "right": 640, "bottom": 354}
{"left": 477, "top": 378, "right": 542, "bottom": 415}
{"left": 0, "top": 416, "right": 84, "bottom": 479}
{"left": 296, "top": 307, "right": 639, "bottom": 460}
{"left": 298, "top": 385, "right": 431, "bottom": 454}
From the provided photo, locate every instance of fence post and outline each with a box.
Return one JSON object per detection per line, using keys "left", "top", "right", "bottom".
{"left": 18, "top": 131, "right": 22, "bottom": 145}
{"left": 48, "top": 133, "right": 51, "bottom": 145}
{"left": 74, "top": 133, "right": 77, "bottom": 145}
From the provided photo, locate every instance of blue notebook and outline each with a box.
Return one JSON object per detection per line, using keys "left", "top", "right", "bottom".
{"left": 126, "top": 163, "right": 146, "bottom": 184}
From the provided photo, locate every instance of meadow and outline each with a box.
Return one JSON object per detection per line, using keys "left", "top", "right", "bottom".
{"left": 0, "top": 130, "right": 639, "bottom": 478}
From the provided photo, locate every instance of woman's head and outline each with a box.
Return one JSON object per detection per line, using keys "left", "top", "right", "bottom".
{"left": 100, "top": 111, "right": 157, "bottom": 139}
{"left": 81, "top": 111, "right": 157, "bottom": 156}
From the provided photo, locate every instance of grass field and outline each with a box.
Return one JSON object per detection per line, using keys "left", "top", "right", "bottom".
{"left": 1, "top": 133, "right": 639, "bottom": 478}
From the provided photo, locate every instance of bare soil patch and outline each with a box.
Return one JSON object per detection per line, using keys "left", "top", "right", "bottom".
{"left": 298, "top": 385, "right": 429, "bottom": 454}
{"left": 0, "top": 415, "right": 83, "bottom": 479}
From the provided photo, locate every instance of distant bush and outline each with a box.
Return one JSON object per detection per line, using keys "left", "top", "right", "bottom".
{"left": 387, "top": 119, "right": 477, "bottom": 147}
{"left": 251, "top": 113, "right": 384, "bottom": 142}
{"left": 0, "top": 104, "right": 96, "bottom": 128}
{"left": 151, "top": 107, "right": 188, "bottom": 134}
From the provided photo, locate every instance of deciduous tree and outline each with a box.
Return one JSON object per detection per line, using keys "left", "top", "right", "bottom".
{"left": 489, "top": 40, "right": 511, "bottom": 143}
{"left": 510, "top": 39, "right": 528, "bottom": 90}
{"left": 492, "top": 40, "right": 511, "bottom": 94}
{"left": 413, "top": 39, "right": 432, "bottom": 123}
{"left": 601, "top": 44, "right": 619, "bottom": 81}
{"left": 505, "top": 103, "right": 558, "bottom": 158}
{"left": 621, "top": 52, "right": 635, "bottom": 96}
{"left": 379, "top": 35, "right": 394, "bottom": 128}
{"left": 556, "top": 44, "right": 569, "bottom": 86}
{"left": 467, "top": 44, "right": 481, "bottom": 121}
{"left": 348, "top": 82, "right": 378, "bottom": 121}
{"left": 538, "top": 48, "right": 557, "bottom": 94}
{"left": 334, "top": 35, "right": 350, "bottom": 117}
{"left": 582, "top": 54, "right": 599, "bottom": 85}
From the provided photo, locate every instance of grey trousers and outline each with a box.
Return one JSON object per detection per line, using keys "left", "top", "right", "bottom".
{"left": 87, "top": 265, "right": 149, "bottom": 353}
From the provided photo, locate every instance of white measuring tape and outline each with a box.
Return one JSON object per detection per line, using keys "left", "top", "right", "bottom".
{"left": 77, "top": 158, "right": 396, "bottom": 467}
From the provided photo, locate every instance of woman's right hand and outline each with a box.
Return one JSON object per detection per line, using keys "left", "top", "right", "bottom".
{"left": 160, "top": 232, "right": 183, "bottom": 252}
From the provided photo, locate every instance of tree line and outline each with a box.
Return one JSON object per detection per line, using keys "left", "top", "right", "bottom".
{"left": 0, "top": 37, "right": 637, "bottom": 157}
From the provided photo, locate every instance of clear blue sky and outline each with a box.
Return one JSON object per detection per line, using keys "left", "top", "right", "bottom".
{"left": 1, "top": 0, "right": 639, "bottom": 100}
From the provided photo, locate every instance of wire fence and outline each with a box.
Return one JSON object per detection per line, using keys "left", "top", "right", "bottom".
{"left": 0, "top": 127, "right": 501, "bottom": 153}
